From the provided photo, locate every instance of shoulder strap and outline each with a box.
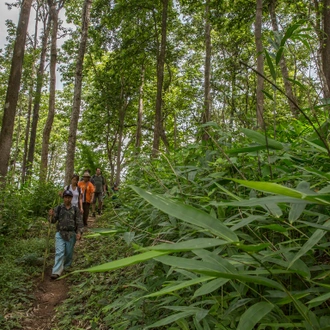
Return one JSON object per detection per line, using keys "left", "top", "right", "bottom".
{"left": 66, "top": 185, "right": 70, "bottom": 190}
{"left": 56, "top": 204, "right": 62, "bottom": 219}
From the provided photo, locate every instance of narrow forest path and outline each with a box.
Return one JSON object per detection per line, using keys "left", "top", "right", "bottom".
{"left": 18, "top": 216, "right": 96, "bottom": 330}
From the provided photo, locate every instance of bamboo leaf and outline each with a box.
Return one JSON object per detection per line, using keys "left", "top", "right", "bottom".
{"left": 72, "top": 250, "right": 169, "bottom": 273}
{"left": 241, "top": 128, "right": 283, "bottom": 150}
{"left": 143, "top": 276, "right": 215, "bottom": 298}
{"left": 155, "top": 256, "right": 284, "bottom": 290}
{"left": 144, "top": 311, "right": 196, "bottom": 329}
{"left": 228, "top": 178, "right": 330, "bottom": 205}
{"left": 146, "top": 238, "right": 228, "bottom": 252}
{"left": 288, "top": 220, "right": 330, "bottom": 269}
{"left": 193, "top": 278, "right": 229, "bottom": 298}
{"left": 265, "top": 50, "right": 276, "bottom": 81}
{"left": 237, "top": 302, "right": 274, "bottom": 330}
{"left": 130, "top": 186, "right": 238, "bottom": 242}
{"left": 308, "top": 292, "right": 330, "bottom": 305}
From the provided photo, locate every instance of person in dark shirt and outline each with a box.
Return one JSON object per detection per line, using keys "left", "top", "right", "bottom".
{"left": 48, "top": 190, "right": 83, "bottom": 279}
{"left": 91, "top": 168, "right": 106, "bottom": 216}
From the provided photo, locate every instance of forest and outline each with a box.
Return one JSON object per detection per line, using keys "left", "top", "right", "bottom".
{"left": 1, "top": 0, "right": 330, "bottom": 329}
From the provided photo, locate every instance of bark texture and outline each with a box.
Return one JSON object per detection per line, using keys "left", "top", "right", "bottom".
{"left": 255, "top": 0, "right": 265, "bottom": 128}
{"left": 152, "top": 0, "right": 168, "bottom": 157}
{"left": 26, "top": 6, "right": 51, "bottom": 179}
{"left": 321, "top": 0, "right": 330, "bottom": 99}
{"left": 0, "top": 0, "right": 33, "bottom": 182}
{"left": 202, "top": 0, "right": 212, "bottom": 141}
{"left": 65, "top": 0, "right": 93, "bottom": 183}
{"left": 40, "top": 0, "right": 59, "bottom": 181}
{"left": 135, "top": 65, "right": 145, "bottom": 153}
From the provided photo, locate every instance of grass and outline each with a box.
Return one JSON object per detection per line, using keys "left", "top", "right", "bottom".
{"left": 0, "top": 221, "right": 52, "bottom": 329}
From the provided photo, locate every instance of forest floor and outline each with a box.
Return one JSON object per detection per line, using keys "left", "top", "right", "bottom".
{"left": 17, "top": 216, "right": 96, "bottom": 330}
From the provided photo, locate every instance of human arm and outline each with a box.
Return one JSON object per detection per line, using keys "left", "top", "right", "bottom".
{"left": 75, "top": 207, "right": 84, "bottom": 239}
{"left": 79, "top": 193, "right": 83, "bottom": 213}
{"left": 48, "top": 206, "right": 59, "bottom": 223}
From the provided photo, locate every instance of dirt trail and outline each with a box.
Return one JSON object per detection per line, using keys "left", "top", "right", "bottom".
{"left": 18, "top": 216, "right": 96, "bottom": 330}
{"left": 20, "top": 268, "right": 69, "bottom": 330}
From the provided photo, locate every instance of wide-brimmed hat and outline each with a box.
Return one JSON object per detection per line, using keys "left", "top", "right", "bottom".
{"left": 82, "top": 171, "right": 91, "bottom": 178}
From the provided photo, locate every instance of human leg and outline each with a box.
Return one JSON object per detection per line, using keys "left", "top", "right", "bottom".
{"left": 83, "top": 202, "right": 90, "bottom": 226}
{"left": 64, "top": 233, "right": 76, "bottom": 269}
{"left": 52, "top": 232, "right": 66, "bottom": 276}
{"left": 98, "top": 193, "right": 103, "bottom": 214}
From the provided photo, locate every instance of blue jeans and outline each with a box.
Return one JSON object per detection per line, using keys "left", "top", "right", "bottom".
{"left": 52, "top": 232, "right": 76, "bottom": 276}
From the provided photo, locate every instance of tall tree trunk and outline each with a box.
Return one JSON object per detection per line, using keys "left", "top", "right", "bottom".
{"left": 269, "top": 0, "right": 299, "bottom": 117}
{"left": 202, "top": 0, "right": 212, "bottom": 141}
{"left": 26, "top": 7, "right": 51, "bottom": 179}
{"left": 22, "top": 86, "right": 33, "bottom": 183}
{"left": 152, "top": 0, "right": 168, "bottom": 157}
{"left": 65, "top": 0, "right": 93, "bottom": 184}
{"left": 22, "top": 1, "right": 42, "bottom": 183}
{"left": 135, "top": 65, "right": 145, "bottom": 153}
{"left": 255, "top": 0, "right": 265, "bottom": 128}
{"left": 0, "top": 0, "right": 33, "bottom": 183}
{"left": 116, "top": 77, "right": 128, "bottom": 185}
{"left": 40, "top": 0, "right": 59, "bottom": 181}
{"left": 321, "top": 0, "right": 330, "bottom": 99}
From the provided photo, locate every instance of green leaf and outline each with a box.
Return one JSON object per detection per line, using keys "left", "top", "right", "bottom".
{"left": 147, "top": 238, "right": 228, "bottom": 252}
{"left": 265, "top": 50, "right": 276, "bottom": 80}
{"left": 228, "top": 178, "right": 330, "bottom": 205}
{"left": 144, "top": 311, "right": 197, "bottom": 329}
{"left": 262, "top": 89, "right": 275, "bottom": 101}
{"left": 275, "top": 46, "right": 284, "bottom": 65}
{"left": 236, "top": 243, "right": 270, "bottom": 253}
{"left": 193, "top": 278, "right": 229, "bottom": 298}
{"left": 143, "top": 276, "right": 215, "bottom": 298}
{"left": 241, "top": 128, "right": 283, "bottom": 150}
{"left": 307, "top": 292, "right": 330, "bottom": 305}
{"left": 155, "top": 255, "right": 284, "bottom": 290}
{"left": 72, "top": 250, "right": 169, "bottom": 274}
{"left": 280, "top": 21, "right": 304, "bottom": 47}
{"left": 237, "top": 302, "right": 274, "bottom": 330}
{"left": 130, "top": 186, "right": 238, "bottom": 242}
{"left": 259, "top": 224, "right": 288, "bottom": 233}
{"left": 288, "top": 220, "right": 330, "bottom": 269}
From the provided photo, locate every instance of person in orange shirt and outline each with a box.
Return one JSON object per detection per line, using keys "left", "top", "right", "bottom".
{"left": 78, "top": 170, "right": 95, "bottom": 227}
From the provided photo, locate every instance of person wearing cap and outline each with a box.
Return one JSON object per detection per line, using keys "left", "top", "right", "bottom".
{"left": 78, "top": 170, "right": 95, "bottom": 227}
{"left": 48, "top": 190, "right": 83, "bottom": 279}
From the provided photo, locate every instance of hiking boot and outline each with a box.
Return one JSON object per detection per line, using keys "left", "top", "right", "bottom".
{"left": 92, "top": 212, "right": 96, "bottom": 217}
{"left": 50, "top": 274, "right": 59, "bottom": 280}
{"left": 98, "top": 210, "right": 101, "bottom": 215}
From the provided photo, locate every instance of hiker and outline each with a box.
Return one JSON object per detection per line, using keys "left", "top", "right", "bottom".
{"left": 91, "top": 168, "right": 106, "bottom": 217}
{"left": 78, "top": 170, "right": 95, "bottom": 227}
{"left": 48, "top": 190, "right": 83, "bottom": 279}
{"left": 63, "top": 174, "right": 83, "bottom": 214}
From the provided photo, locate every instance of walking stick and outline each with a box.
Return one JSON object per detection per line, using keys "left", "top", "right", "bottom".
{"left": 41, "top": 212, "right": 52, "bottom": 282}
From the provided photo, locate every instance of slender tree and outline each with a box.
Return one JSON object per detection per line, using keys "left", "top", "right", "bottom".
{"left": 26, "top": 2, "right": 51, "bottom": 179}
{"left": 269, "top": 0, "right": 299, "bottom": 117}
{"left": 135, "top": 65, "right": 145, "bottom": 153}
{"left": 321, "top": 0, "right": 330, "bottom": 99}
{"left": 40, "top": 0, "right": 61, "bottom": 181}
{"left": 152, "top": 0, "right": 169, "bottom": 157}
{"left": 255, "top": 0, "right": 265, "bottom": 128}
{"left": 202, "top": 0, "right": 212, "bottom": 141}
{"left": 0, "top": 0, "right": 33, "bottom": 182}
{"left": 65, "top": 0, "right": 93, "bottom": 183}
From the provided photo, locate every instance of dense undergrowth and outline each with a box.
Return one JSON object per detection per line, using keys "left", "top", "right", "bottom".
{"left": 2, "top": 122, "right": 330, "bottom": 329}
{"left": 0, "top": 181, "right": 60, "bottom": 329}
{"left": 64, "top": 123, "right": 330, "bottom": 329}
